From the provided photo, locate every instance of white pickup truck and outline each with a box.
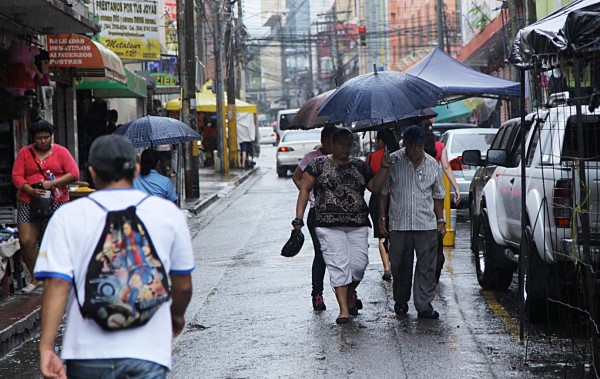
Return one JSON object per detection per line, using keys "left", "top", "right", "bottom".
{"left": 474, "top": 99, "right": 600, "bottom": 319}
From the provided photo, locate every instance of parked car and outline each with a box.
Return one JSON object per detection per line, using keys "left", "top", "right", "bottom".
{"left": 438, "top": 128, "right": 498, "bottom": 208}
{"left": 432, "top": 123, "right": 478, "bottom": 140}
{"left": 473, "top": 96, "right": 600, "bottom": 321}
{"left": 259, "top": 126, "right": 277, "bottom": 145}
{"left": 276, "top": 129, "right": 322, "bottom": 177}
{"left": 462, "top": 116, "right": 534, "bottom": 252}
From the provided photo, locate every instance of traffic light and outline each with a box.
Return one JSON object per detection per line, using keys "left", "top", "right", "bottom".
{"left": 358, "top": 26, "right": 366, "bottom": 46}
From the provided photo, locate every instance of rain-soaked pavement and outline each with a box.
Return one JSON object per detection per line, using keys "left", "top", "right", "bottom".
{"left": 0, "top": 146, "right": 597, "bottom": 378}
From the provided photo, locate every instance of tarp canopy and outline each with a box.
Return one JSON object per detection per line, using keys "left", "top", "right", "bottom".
{"left": 75, "top": 68, "right": 147, "bottom": 98}
{"left": 509, "top": 0, "right": 600, "bottom": 68}
{"left": 406, "top": 47, "right": 521, "bottom": 99}
{"left": 165, "top": 81, "right": 257, "bottom": 113}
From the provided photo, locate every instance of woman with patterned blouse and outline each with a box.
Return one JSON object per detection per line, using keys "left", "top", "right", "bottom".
{"left": 294, "top": 128, "right": 390, "bottom": 324}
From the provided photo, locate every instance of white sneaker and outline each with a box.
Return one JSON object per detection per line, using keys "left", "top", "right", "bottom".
{"left": 21, "top": 282, "right": 42, "bottom": 294}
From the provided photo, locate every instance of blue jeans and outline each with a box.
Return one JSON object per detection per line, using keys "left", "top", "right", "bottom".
{"left": 66, "top": 358, "right": 168, "bottom": 379}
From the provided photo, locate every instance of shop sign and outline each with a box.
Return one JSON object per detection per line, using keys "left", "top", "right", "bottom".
{"left": 151, "top": 73, "right": 178, "bottom": 87}
{"left": 96, "top": 0, "right": 160, "bottom": 60}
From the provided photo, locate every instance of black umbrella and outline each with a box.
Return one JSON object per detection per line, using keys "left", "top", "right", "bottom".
{"left": 317, "top": 69, "right": 444, "bottom": 130}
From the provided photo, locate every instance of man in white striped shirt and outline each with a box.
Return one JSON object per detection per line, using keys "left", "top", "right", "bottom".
{"left": 378, "top": 125, "right": 446, "bottom": 319}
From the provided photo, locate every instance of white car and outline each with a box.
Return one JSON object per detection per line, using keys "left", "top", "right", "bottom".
{"left": 259, "top": 127, "right": 277, "bottom": 145}
{"left": 439, "top": 128, "right": 498, "bottom": 207}
{"left": 276, "top": 129, "right": 322, "bottom": 177}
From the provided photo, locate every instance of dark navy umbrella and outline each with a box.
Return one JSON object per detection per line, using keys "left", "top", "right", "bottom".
{"left": 114, "top": 116, "right": 201, "bottom": 148}
{"left": 317, "top": 70, "right": 444, "bottom": 129}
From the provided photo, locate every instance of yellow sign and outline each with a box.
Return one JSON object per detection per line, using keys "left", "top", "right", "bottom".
{"left": 96, "top": 0, "right": 160, "bottom": 60}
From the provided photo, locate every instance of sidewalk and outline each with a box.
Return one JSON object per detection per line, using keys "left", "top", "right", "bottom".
{"left": 0, "top": 166, "right": 257, "bottom": 356}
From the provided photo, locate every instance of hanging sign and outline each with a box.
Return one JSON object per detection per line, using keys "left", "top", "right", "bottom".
{"left": 95, "top": 0, "right": 160, "bottom": 60}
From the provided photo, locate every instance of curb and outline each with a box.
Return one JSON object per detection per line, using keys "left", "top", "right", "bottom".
{"left": 186, "top": 167, "right": 257, "bottom": 215}
{"left": 0, "top": 306, "right": 41, "bottom": 357}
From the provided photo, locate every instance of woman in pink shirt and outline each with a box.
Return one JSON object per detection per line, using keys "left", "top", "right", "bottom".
{"left": 11, "top": 120, "right": 79, "bottom": 293}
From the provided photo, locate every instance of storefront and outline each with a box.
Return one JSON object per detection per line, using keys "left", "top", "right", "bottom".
{"left": 0, "top": 2, "right": 100, "bottom": 225}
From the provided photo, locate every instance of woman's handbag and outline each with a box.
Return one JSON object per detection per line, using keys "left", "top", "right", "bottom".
{"left": 29, "top": 182, "right": 54, "bottom": 219}
{"left": 28, "top": 147, "right": 54, "bottom": 220}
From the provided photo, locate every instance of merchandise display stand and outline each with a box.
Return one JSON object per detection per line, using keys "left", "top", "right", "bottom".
{"left": 0, "top": 238, "right": 21, "bottom": 295}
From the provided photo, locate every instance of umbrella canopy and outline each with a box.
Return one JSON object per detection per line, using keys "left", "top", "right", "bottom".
{"left": 114, "top": 116, "right": 202, "bottom": 148}
{"left": 406, "top": 47, "right": 520, "bottom": 99}
{"left": 289, "top": 89, "right": 337, "bottom": 129}
{"left": 317, "top": 70, "right": 444, "bottom": 129}
{"left": 352, "top": 109, "right": 438, "bottom": 133}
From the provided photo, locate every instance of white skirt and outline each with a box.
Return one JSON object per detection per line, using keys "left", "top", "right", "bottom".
{"left": 315, "top": 226, "right": 369, "bottom": 288}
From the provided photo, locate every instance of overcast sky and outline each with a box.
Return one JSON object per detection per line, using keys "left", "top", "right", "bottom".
{"left": 242, "top": 0, "right": 334, "bottom": 37}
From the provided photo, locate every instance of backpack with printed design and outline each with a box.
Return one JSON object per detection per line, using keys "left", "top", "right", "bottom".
{"left": 76, "top": 196, "right": 170, "bottom": 331}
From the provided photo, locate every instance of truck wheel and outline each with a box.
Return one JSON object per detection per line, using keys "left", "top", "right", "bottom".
{"left": 277, "top": 166, "right": 287, "bottom": 177}
{"left": 519, "top": 225, "right": 548, "bottom": 323}
{"left": 469, "top": 199, "right": 478, "bottom": 254}
{"left": 475, "top": 210, "right": 513, "bottom": 290}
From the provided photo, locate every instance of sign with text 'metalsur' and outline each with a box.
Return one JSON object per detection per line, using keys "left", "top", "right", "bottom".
{"left": 95, "top": 0, "right": 160, "bottom": 60}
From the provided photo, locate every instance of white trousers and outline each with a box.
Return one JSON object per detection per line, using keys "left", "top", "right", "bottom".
{"left": 315, "top": 226, "right": 369, "bottom": 288}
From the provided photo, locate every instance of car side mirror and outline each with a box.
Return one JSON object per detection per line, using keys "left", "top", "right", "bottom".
{"left": 486, "top": 149, "right": 509, "bottom": 166}
{"left": 462, "top": 150, "right": 482, "bottom": 166}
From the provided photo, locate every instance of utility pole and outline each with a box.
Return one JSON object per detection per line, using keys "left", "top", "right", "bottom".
{"left": 236, "top": 0, "right": 245, "bottom": 100}
{"left": 436, "top": 0, "right": 445, "bottom": 51}
{"left": 177, "top": 0, "right": 199, "bottom": 198}
{"left": 213, "top": 0, "right": 227, "bottom": 173}
{"left": 332, "top": 3, "right": 344, "bottom": 85}
{"left": 225, "top": 0, "right": 238, "bottom": 168}
{"left": 306, "top": 32, "right": 314, "bottom": 97}
{"left": 195, "top": 0, "right": 206, "bottom": 88}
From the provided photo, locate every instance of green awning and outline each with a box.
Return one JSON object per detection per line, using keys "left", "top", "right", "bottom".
{"left": 76, "top": 68, "right": 147, "bottom": 98}
{"left": 432, "top": 101, "right": 472, "bottom": 123}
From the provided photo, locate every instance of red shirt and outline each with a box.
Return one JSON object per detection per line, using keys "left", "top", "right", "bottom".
{"left": 12, "top": 144, "right": 79, "bottom": 203}
{"left": 367, "top": 148, "right": 384, "bottom": 174}
{"left": 434, "top": 141, "right": 444, "bottom": 163}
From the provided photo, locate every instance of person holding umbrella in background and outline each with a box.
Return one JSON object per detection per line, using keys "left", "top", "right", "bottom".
{"left": 134, "top": 149, "right": 177, "bottom": 202}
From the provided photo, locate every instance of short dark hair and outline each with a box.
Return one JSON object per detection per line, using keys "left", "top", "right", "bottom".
{"left": 107, "top": 109, "right": 118, "bottom": 122}
{"left": 140, "top": 149, "right": 160, "bottom": 177}
{"left": 30, "top": 120, "right": 53, "bottom": 137}
{"left": 331, "top": 127, "right": 352, "bottom": 142}
{"left": 321, "top": 125, "right": 337, "bottom": 140}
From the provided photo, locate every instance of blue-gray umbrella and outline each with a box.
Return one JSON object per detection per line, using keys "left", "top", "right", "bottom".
{"left": 114, "top": 116, "right": 201, "bottom": 148}
{"left": 317, "top": 70, "right": 444, "bottom": 128}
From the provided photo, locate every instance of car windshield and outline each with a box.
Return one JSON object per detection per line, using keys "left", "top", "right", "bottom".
{"left": 449, "top": 133, "right": 496, "bottom": 154}
{"left": 282, "top": 131, "right": 321, "bottom": 142}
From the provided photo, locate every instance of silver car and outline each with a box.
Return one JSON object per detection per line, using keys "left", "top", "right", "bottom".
{"left": 439, "top": 128, "right": 498, "bottom": 208}
{"left": 276, "top": 129, "right": 322, "bottom": 177}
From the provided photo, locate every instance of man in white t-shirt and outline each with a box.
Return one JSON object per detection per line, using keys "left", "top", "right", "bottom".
{"left": 36, "top": 135, "right": 194, "bottom": 379}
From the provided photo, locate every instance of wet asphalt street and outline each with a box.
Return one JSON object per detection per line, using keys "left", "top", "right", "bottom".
{"left": 172, "top": 146, "right": 596, "bottom": 378}
{"left": 0, "top": 145, "right": 597, "bottom": 378}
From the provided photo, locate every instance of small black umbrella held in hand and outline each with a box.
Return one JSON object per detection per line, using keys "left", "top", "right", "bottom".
{"left": 281, "top": 229, "right": 305, "bottom": 257}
